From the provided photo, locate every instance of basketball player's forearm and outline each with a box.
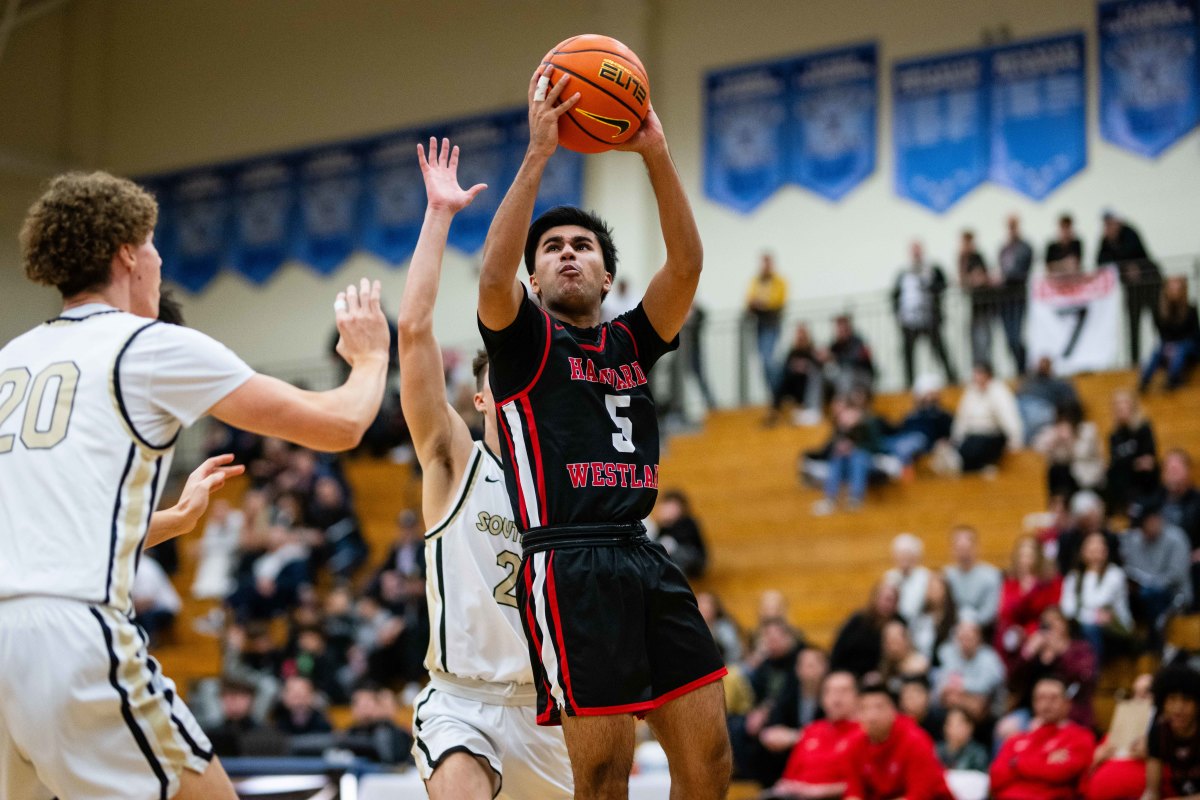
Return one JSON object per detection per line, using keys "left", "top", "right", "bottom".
{"left": 479, "top": 151, "right": 548, "bottom": 305}
{"left": 317, "top": 356, "right": 390, "bottom": 448}
{"left": 146, "top": 507, "right": 191, "bottom": 547}
{"left": 643, "top": 144, "right": 703, "bottom": 276}
{"left": 399, "top": 209, "right": 454, "bottom": 334}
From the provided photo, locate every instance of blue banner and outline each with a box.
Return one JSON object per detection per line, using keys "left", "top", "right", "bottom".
{"left": 140, "top": 108, "right": 585, "bottom": 292}
{"left": 788, "top": 44, "right": 877, "bottom": 201}
{"left": 704, "top": 61, "right": 790, "bottom": 213}
{"left": 989, "top": 34, "right": 1087, "bottom": 199}
{"left": 1099, "top": 0, "right": 1200, "bottom": 157}
{"left": 893, "top": 51, "right": 990, "bottom": 212}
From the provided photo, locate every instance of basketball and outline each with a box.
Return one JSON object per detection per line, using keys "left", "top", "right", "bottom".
{"left": 539, "top": 34, "right": 651, "bottom": 154}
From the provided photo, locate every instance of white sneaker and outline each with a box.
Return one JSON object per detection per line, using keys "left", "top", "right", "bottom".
{"left": 796, "top": 409, "right": 824, "bottom": 426}
{"left": 811, "top": 499, "right": 837, "bottom": 517}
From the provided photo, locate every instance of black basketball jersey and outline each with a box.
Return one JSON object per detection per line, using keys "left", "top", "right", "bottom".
{"left": 479, "top": 291, "right": 677, "bottom": 532}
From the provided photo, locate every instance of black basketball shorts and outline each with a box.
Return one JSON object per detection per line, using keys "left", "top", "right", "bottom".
{"left": 516, "top": 522, "right": 727, "bottom": 726}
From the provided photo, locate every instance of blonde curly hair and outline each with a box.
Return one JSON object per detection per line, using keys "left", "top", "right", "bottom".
{"left": 20, "top": 171, "right": 158, "bottom": 298}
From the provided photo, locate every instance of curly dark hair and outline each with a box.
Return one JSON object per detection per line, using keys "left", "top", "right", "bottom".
{"left": 20, "top": 171, "right": 158, "bottom": 298}
{"left": 1152, "top": 664, "right": 1200, "bottom": 709}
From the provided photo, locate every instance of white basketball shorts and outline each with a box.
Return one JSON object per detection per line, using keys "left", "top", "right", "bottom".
{"left": 0, "top": 597, "right": 213, "bottom": 800}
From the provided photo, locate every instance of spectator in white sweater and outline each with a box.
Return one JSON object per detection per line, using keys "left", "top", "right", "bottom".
{"left": 943, "top": 525, "right": 1002, "bottom": 628}
{"left": 885, "top": 533, "right": 932, "bottom": 625}
{"left": 948, "top": 362, "right": 1024, "bottom": 473}
{"left": 1061, "top": 532, "right": 1132, "bottom": 662}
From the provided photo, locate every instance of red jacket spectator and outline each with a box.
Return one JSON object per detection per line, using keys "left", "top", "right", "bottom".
{"left": 843, "top": 709, "right": 952, "bottom": 800}
{"left": 996, "top": 574, "right": 1062, "bottom": 660}
{"left": 991, "top": 677, "right": 1096, "bottom": 800}
{"left": 780, "top": 718, "right": 860, "bottom": 785}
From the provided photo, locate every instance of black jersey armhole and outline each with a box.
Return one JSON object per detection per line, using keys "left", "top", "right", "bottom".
{"left": 113, "top": 321, "right": 181, "bottom": 452}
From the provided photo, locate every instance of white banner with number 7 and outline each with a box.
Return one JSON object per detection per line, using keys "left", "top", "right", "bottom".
{"left": 1028, "top": 267, "right": 1121, "bottom": 375}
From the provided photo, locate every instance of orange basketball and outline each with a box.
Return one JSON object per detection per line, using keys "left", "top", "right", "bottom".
{"left": 539, "top": 34, "right": 651, "bottom": 154}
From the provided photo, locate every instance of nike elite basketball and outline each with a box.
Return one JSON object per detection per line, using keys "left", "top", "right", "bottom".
{"left": 539, "top": 34, "right": 650, "bottom": 153}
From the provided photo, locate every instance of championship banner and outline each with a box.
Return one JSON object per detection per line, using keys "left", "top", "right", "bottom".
{"left": 893, "top": 50, "right": 990, "bottom": 213}
{"left": 989, "top": 34, "right": 1087, "bottom": 199}
{"left": 141, "top": 108, "right": 585, "bottom": 292}
{"left": 1028, "top": 267, "right": 1122, "bottom": 375}
{"left": 704, "top": 60, "right": 790, "bottom": 213}
{"left": 787, "top": 43, "right": 877, "bottom": 201}
{"left": 1099, "top": 0, "right": 1200, "bottom": 158}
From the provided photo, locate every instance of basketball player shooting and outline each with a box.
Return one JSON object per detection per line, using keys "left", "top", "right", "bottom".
{"left": 476, "top": 67, "right": 732, "bottom": 799}
{"left": 395, "top": 137, "right": 573, "bottom": 799}
{"left": 0, "top": 172, "right": 390, "bottom": 800}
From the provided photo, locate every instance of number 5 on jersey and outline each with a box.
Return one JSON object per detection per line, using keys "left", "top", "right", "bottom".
{"left": 0, "top": 362, "right": 80, "bottom": 453}
{"left": 605, "top": 394, "right": 634, "bottom": 453}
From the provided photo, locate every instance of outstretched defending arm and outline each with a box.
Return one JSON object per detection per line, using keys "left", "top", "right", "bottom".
{"left": 478, "top": 67, "right": 579, "bottom": 331}
{"left": 146, "top": 454, "right": 244, "bottom": 547}
{"left": 625, "top": 108, "right": 704, "bottom": 342}
{"left": 397, "top": 137, "right": 487, "bottom": 510}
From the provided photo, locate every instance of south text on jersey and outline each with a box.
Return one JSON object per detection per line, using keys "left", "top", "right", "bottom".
{"left": 475, "top": 511, "right": 521, "bottom": 544}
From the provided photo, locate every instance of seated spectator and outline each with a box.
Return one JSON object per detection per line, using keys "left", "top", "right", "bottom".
{"left": 996, "top": 536, "right": 1063, "bottom": 667}
{"left": 882, "top": 374, "right": 953, "bottom": 480}
{"left": 204, "top": 676, "right": 266, "bottom": 758}
{"left": 1054, "top": 491, "right": 1123, "bottom": 578}
{"left": 747, "top": 590, "right": 800, "bottom": 664}
{"left": 736, "top": 619, "right": 805, "bottom": 785}
{"left": 758, "top": 648, "right": 831, "bottom": 786}
{"left": 942, "top": 361, "right": 1023, "bottom": 474}
{"left": 1121, "top": 499, "right": 1193, "bottom": 648}
{"left": 281, "top": 624, "right": 345, "bottom": 705}
{"left": 191, "top": 498, "right": 245, "bottom": 600}
{"left": 131, "top": 553, "right": 182, "bottom": 647}
{"left": 367, "top": 509, "right": 426, "bottom": 615}
{"left": 271, "top": 674, "right": 332, "bottom": 737}
{"left": 1148, "top": 449, "right": 1200, "bottom": 610}
{"left": 1033, "top": 402, "right": 1104, "bottom": 497}
{"left": 935, "top": 618, "right": 1006, "bottom": 724}
{"left": 227, "top": 524, "right": 311, "bottom": 623}
{"left": 697, "top": 591, "right": 745, "bottom": 665}
{"left": 843, "top": 682, "right": 952, "bottom": 800}
{"left": 910, "top": 573, "right": 958, "bottom": 663}
{"left": 767, "top": 323, "right": 823, "bottom": 426}
{"left": 305, "top": 475, "right": 367, "bottom": 579}
{"left": 654, "top": 489, "right": 709, "bottom": 579}
{"left": 899, "top": 674, "right": 946, "bottom": 742}
{"left": 1144, "top": 664, "right": 1200, "bottom": 800}
{"left": 322, "top": 585, "right": 358, "bottom": 667}
{"left": 885, "top": 532, "right": 933, "bottom": 625}
{"left": 879, "top": 620, "right": 931, "bottom": 693}
{"left": 1003, "top": 606, "right": 1097, "bottom": 734}
{"left": 221, "top": 621, "right": 283, "bottom": 720}
{"left": 943, "top": 525, "right": 1002, "bottom": 629}
{"left": 1139, "top": 275, "right": 1199, "bottom": 392}
{"left": 766, "top": 671, "right": 860, "bottom": 800}
{"left": 1082, "top": 673, "right": 1155, "bottom": 800}
{"left": 1016, "top": 356, "right": 1081, "bottom": 444}
{"left": 1061, "top": 532, "right": 1133, "bottom": 661}
{"left": 1105, "top": 389, "right": 1159, "bottom": 516}
{"left": 990, "top": 676, "right": 1096, "bottom": 800}
{"left": 831, "top": 581, "right": 902, "bottom": 678}
{"left": 824, "top": 313, "right": 876, "bottom": 398}
{"left": 812, "top": 394, "right": 884, "bottom": 515}
{"left": 341, "top": 684, "right": 413, "bottom": 765}
{"left": 937, "top": 707, "right": 989, "bottom": 772}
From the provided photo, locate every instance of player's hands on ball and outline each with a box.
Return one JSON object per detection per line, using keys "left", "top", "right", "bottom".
{"left": 418, "top": 136, "right": 487, "bottom": 214}
{"left": 175, "top": 454, "right": 245, "bottom": 531}
{"left": 334, "top": 277, "right": 390, "bottom": 367}
{"left": 616, "top": 105, "right": 666, "bottom": 155}
{"left": 527, "top": 65, "right": 579, "bottom": 157}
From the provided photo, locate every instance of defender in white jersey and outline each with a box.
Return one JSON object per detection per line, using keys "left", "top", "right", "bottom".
{"left": 397, "top": 139, "right": 571, "bottom": 799}
{"left": 0, "top": 171, "right": 392, "bottom": 800}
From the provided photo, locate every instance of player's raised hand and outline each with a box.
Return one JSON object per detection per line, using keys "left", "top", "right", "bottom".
{"left": 616, "top": 105, "right": 666, "bottom": 155}
{"left": 173, "top": 454, "right": 245, "bottom": 533}
{"left": 335, "top": 277, "right": 390, "bottom": 367}
{"left": 527, "top": 65, "right": 579, "bottom": 157}
{"left": 417, "top": 136, "right": 487, "bottom": 214}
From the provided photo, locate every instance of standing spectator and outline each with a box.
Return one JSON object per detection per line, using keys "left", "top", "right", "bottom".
{"left": 1016, "top": 356, "right": 1082, "bottom": 444}
{"left": 1106, "top": 389, "right": 1159, "bottom": 516}
{"left": 843, "top": 682, "right": 953, "bottom": 800}
{"left": 191, "top": 498, "right": 245, "bottom": 600}
{"left": 1099, "top": 210, "right": 1160, "bottom": 364}
{"left": 1139, "top": 275, "right": 1199, "bottom": 392}
{"left": 1033, "top": 402, "right": 1105, "bottom": 498}
{"left": 892, "top": 241, "right": 958, "bottom": 388}
{"left": 943, "top": 525, "right": 1002, "bottom": 628}
{"left": 990, "top": 677, "right": 1096, "bottom": 800}
{"left": 1120, "top": 499, "right": 1193, "bottom": 645}
{"left": 1046, "top": 213, "right": 1083, "bottom": 275}
{"left": 996, "top": 536, "right": 1063, "bottom": 665}
{"left": 812, "top": 396, "right": 883, "bottom": 515}
{"left": 653, "top": 489, "right": 709, "bottom": 579}
{"left": 934, "top": 619, "right": 1006, "bottom": 724}
{"left": 1061, "top": 532, "right": 1133, "bottom": 661}
{"left": 1153, "top": 449, "right": 1200, "bottom": 609}
{"left": 131, "top": 555, "right": 182, "bottom": 647}
{"left": 696, "top": 591, "right": 744, "bottom": 665}
{"left": 831, "top": 581, "right": 902, "bottom": 678}
{"left": 885, "top": 533, "right": 933, "bottom": 625}
{"left": 996, "top": 214, "right": 1033, "bottom": 373}
{"left": 1144, "top": 665, "right": 1200, "bottom": 800}
{"left": 767, "top": 323, "right": 822, "bottom": 426}
{"left": 944, "top": 362, "right": 1023, "bottom": 474}
{"left": 959, "top": 229, "right": 994, "bottom": 367}
{"left": 1004, "top": 606, "right": 1098, "bottom": 732}
{"left": 601, "top": 277, "right": 638, "bottom": 322}
{"left": 826, "top": 314, "right": 877, "bottom": 398}
{"left": 271, "top": 674, "right": 332, "bottom": 737}
{"left": 937, "top": 707, "right": 989, "bottom": 772}
{"left": 768, "top": 672, "right": 861, "bottom": 800}
{"left": 883, "top": 375, "right": 953, "bottom": 480}
{"left": 681, "top": 303, "right": 717, "bottom": 411}
{"left": 747, "top": 252, "right": 788, "bottom": 391}
{"left": 1055, "top": 490, "right": 1123, "bottom": 579}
